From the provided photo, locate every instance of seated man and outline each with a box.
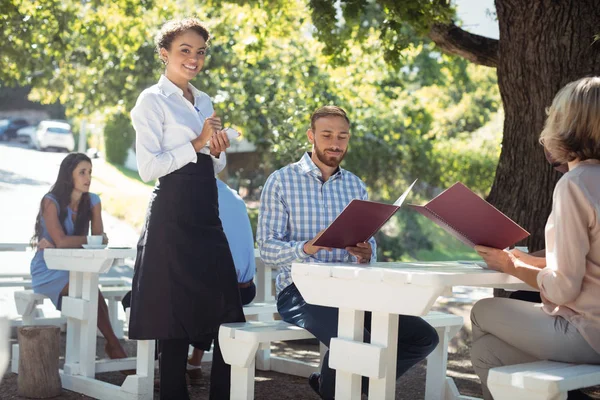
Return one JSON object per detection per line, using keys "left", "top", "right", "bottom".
{"left": 257, "top": 105, "right": 439, "bottom": 399}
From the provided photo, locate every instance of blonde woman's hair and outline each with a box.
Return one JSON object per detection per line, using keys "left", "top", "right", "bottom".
{"left": 540, "top": 76, "right": 600, "bottom": 163}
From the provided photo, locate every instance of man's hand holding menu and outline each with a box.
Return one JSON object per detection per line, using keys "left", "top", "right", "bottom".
{"left": 312, "top": 180, "right": 418, "bottom": 251}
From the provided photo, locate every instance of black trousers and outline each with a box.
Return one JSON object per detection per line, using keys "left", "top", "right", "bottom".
{"left": 158, "top": 334, "right": 231, "bottom": 400}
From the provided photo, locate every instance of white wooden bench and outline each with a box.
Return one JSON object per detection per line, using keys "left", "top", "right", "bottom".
{"left": 0, "top": 276, "right": 130, "bottom": 289}
{"left": 488, "top": 360, "right": 600, "bottom": 400}
{"left": 198, "top": 302, "right": 279, "bottom": 364}
{"left": 219, "top": 311, "right": 463, "bottom": 400}
{"left": 14, "top": 285, "right": 130, "bottom": 339}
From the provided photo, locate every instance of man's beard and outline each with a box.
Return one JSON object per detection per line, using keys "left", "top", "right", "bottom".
{"left": 314, "top": 142, "right": 346, "bottom": 168}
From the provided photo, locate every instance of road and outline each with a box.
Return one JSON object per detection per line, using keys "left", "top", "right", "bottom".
{"left": 0, "top": 141, "right": 138, "bottom": 318}
{"left": 0, "top": 141, "right": 139, "bottom": 246}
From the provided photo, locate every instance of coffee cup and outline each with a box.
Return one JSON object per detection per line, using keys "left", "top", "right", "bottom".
{"left": 87, "top": 235, "right": 103, "bottom": 246}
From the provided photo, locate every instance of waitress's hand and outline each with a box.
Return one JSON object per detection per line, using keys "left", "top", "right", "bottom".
{"left": 102, "top": 233, "right": 109, "bottom": 244}
{"left": 209, "top": 130, "right": 231, "bottom": 157}
{"left": 192, "top": 112, "right": 222, "bottom": 152}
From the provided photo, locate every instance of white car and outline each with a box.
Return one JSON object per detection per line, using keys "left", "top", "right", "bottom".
{"left": 35, "top": 121, "right": 75, "bottom": 152}
{"left": 16, "top": 125, "right": 38, "bottom": 147}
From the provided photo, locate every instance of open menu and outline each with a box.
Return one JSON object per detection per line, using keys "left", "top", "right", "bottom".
{"left": 312, "top": 180, "right": 417, "bottom": 249}
{"left": 408, "top": 182, "right": 529, "bottom": 249}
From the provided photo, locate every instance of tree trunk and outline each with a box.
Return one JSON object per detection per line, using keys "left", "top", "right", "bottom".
{"left": 17, "top": 325, "right": 62, "bottom": 398}
{"left": 487, "top": 0, "right": 600, "bottom": 251}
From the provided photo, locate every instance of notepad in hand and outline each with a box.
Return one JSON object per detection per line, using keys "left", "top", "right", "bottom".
{"left": 312, "top": 179, "right": 417, "bottom": 249}
{"left": 408, "top": 182, "right": 529, "bottom": 249}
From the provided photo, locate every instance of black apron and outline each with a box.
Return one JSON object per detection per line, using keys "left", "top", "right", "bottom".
{"left": 129, "top": 154, "right": 245, "bottom": 340}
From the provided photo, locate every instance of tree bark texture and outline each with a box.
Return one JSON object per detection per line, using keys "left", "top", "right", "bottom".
{"left": 17, "top": 325, "right": 62, "bottom": 398}
{"left": 488, "top": 0, "right": 600, "bottom": 251}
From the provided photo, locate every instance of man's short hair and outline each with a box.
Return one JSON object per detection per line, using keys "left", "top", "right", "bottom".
{"left": 540, "top": 76, "right": 600, "bottom": 163}
{"left": 310, "top": 106, "right": 350, "bottom": 131}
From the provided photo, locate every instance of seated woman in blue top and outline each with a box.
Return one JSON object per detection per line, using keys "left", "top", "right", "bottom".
{"left": 30, "top": 153, "right": 127, "bottom": 360}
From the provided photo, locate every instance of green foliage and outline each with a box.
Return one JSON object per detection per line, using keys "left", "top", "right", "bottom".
{"left": 1, "top": 0, "right": 503, "bottom": 261}
{"left": 307, "top": 0, "right": 455, "bottom": 65}
{"left": 0, "top": 0, "right": 177, "bottom": 114}
{"left": 103, "top": 112, "right": 135, "bottom": 165}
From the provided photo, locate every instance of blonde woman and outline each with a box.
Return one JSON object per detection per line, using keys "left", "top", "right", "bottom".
{"left": 471, "top": 77, "right": 600, "bottom": 400}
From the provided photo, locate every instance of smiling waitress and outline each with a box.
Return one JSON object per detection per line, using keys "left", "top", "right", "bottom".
{"left": 128, "top": 18, "right": 244, "bottom": 400}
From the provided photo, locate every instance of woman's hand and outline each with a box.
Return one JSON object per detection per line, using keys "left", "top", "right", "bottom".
{"left": 209, "top": 130, "right": 231, "bottom": 157}
{"left": 474, "top": 245, "right": 518, "bottom": 275}
{"left": 37, "top": 238, "right": 55, "bottom": 250}
{"left": 509, "top": 248, "right": 546, "bottom": 268}
{"left": 102, "top": 233, "right": 109, "bottom": 245}
{"left": 192, "top": 112, "right": 222, "bottom": 152}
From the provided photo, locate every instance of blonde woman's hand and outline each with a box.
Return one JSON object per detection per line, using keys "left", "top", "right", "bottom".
{"left": 37, "top": 238, "right": 55, "bottom": 250}
{"left": 509, "top": 248, "right": 546, "bottom": 268}
{"left": 474, "top": 245, "right": 517, "bottom": 274}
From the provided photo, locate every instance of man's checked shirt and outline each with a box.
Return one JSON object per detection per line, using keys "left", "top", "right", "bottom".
{"left": 257, "top": 152, "right": 377, "bottom": 296}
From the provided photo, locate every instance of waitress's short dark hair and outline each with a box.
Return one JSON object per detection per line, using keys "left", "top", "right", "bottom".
{"left": 155, "top": 18, "right": 210, "bottom": 54}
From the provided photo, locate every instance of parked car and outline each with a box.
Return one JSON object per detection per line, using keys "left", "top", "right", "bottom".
{"left": 16, "top": 125, "right": 38, "bottom": 147}
{"left": 0, "top": 118, "right": 30, "bottom": 141}
{"left": 35, "top": 120, "right": 75, "bottom": 152}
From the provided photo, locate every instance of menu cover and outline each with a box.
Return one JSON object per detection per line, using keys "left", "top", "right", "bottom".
{"left": 312, "top": 180, "right": 417, "bottom": 249}
{"left": 408, "top": 182, "right": 529, "bottom": 249}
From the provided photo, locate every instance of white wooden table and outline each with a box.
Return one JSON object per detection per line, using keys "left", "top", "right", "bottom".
{"left": 44, "top": 248, "right": 154, "bottom": 400}
{"left": 292, "top": 261, "right": 535, "bottom": 400}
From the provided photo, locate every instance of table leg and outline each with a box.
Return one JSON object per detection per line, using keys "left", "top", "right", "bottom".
{"left": 368, "top": 312, "right": 399, "bottom": 399}
{"left": 335, "top": 308, "right": 364, "bottom": 400}
{"left": 64, "top": 271, "right": 83, "bottom": 375}
{"left": 80, "top": 272, "right": 99, "bottom": 377}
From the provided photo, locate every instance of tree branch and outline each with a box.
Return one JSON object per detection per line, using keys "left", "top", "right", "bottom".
{"left": 428, "top": 23, "right": 499, "bottom": 68}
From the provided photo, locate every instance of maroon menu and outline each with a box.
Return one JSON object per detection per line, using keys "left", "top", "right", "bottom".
{"left": 312, "top": 180, "right": 417, "bottom": 249}
{"left": 408, "top": 182, "right": 529, "bottom": 249}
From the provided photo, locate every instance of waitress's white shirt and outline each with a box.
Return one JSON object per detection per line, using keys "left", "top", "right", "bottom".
{"left": 131, "top": 75, "right": 226, "bottom": 182}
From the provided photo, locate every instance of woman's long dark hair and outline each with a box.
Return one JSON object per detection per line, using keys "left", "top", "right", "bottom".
{"left": 31, "top": 153, "right": 93, "bottom": 248}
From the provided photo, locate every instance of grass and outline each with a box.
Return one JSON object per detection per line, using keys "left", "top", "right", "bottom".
{"left": 91, "top": 160, "right": 153, "bottom": 230}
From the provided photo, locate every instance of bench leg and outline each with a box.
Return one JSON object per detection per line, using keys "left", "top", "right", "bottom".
{"left": 11, "top": 344, "right": 19, "bottom": 373}
{"left": 255, "top": 342, "right": 271, "bottom": 371}
{"left": 425, "top": 326, "right": 450, "bottom": 400}
{"left": 106, "top": 298, "right": 124, "bottom": 339}
{"left": 231, "top": 359, "right": 256, "bottom": 400}
{"left": 255, "top": 313, "right": 272, "bottom": 371}
{"left": 319, "top": 342, "right": 327, "bottom": 368}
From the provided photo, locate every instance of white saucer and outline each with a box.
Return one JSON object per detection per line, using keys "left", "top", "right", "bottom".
{"left": 82, "top": 244, "right": 107, "bottom": 249}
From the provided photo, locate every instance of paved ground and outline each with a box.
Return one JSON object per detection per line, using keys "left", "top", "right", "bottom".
{"left": 3, "top": 301, "right": 600, "bottom": 399}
